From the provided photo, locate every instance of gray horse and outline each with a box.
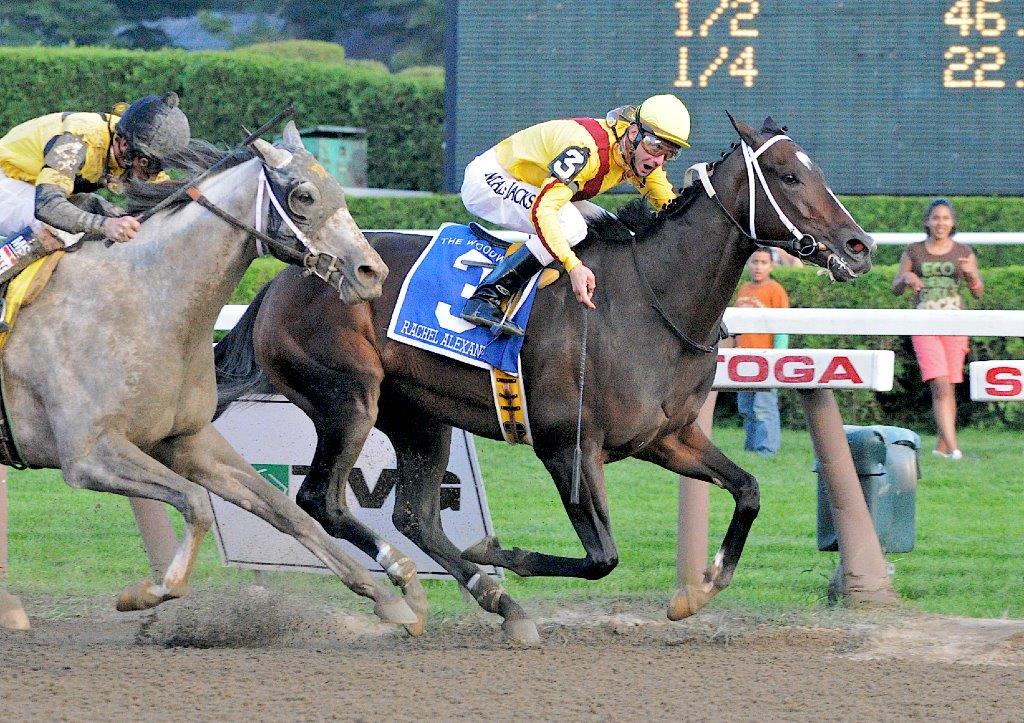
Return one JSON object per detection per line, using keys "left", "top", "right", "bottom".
{"left": 0, "top": 122, "right": 424, "bottom": 629}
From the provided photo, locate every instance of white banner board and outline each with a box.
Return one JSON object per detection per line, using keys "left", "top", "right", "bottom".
{"left": 211, "top": 397, "right": 499, "bottom": 579}
{"left": 712, "top": 349, "right": 894, "bottom": 390}
{"left": 970, "top": 361, "right": 1024, "bottom": 401}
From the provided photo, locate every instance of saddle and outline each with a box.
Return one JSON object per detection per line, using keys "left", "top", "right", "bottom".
{"left": 469, "top": 223, "right": 564, "bottom": 290}
{"left": 0, "top": 251, "right": 65, "bottom": 467}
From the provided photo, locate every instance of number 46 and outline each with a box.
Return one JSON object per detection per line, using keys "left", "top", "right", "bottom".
{"left": 944, "top": 0, "right": 1007, "bottom": 37}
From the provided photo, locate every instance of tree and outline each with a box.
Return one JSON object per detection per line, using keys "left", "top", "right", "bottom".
{"left": 0, "top": 0, "right": 120, "bottom": 46}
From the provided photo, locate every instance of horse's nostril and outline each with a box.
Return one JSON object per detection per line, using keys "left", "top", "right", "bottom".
{"left": 848, "top": 239, "right": 867, "bottom": 255}
{"left": 357, "top": 264, "right": 380, "bottom": 283}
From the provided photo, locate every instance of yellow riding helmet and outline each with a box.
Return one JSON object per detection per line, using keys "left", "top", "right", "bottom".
{"left": 635, "top": 94, "right": 691, "bottom": 149}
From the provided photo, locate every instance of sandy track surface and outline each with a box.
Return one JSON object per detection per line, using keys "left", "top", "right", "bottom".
{"left": 2, "top": 588, "right": 1022, "bottom": 721}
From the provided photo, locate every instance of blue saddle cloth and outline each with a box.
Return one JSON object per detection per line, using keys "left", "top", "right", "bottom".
{"left": 386, "top": 223, "right": 539, "bottom": 375}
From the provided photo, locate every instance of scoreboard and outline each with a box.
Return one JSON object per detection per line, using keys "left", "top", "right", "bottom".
{"left": 444, "top": 1, "right": 1024, "bottom": 195}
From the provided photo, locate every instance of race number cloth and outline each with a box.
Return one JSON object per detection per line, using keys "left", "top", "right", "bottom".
{"left": 387, "top": 223, "right": 539, "bottom": 374}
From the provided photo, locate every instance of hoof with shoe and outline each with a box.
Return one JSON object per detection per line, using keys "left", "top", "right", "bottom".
{"left": 373, "top": 597, "right": 419, "bottom": 626}
{"left": 502, "top": 618, "right": 541, "bottom": 646}
{"left": 0, "top": 591, "right": 30, "bottom": 631}
{"left": 116, "top": 580, "right": 166, "bottom": 612}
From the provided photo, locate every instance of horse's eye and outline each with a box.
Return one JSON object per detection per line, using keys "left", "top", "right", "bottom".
{"left": 288, "top": 183, "right": 320, "bottom": 212}
{"left": 781, "top": 174, "right": 800, "bottom": 185}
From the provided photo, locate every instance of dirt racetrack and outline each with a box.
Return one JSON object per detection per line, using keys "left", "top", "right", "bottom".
{"left": 2, "top": 587, "right": 1022, "bottom": 721}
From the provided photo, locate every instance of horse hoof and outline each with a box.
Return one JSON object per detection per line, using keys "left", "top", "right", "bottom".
{"left": 116, "top": 580, "right": 164, "bottom": 612}
{"left": 0, "top": 591, "right": 30, "bottom": 631}
{"left": 404, "top": 615, "right": 427, "bottom": 637}
{"left": 374, "top": 597, "right": 419, "bottom": 626}
{"left": 502, "top": 618, "right": 541, "bottom": 646}
{"left": 667, "top": 584, "right": 714, "bottom": 621}
{"left": 461, "top": 535, "right": 500, "bottom": 564}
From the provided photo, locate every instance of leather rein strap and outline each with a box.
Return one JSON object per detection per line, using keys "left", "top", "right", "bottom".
{"left": 185, "top": 186, "right": 305, "bottom": 265}
{"left": 629, "top": 237, "right": 720, "bottom": 355}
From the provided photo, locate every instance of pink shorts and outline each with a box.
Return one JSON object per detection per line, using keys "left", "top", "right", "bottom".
{"left": 911, "top": 335, "right": 969, "bottom": 383}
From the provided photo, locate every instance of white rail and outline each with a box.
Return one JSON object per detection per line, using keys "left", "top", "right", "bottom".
{"left": 216, "top": 306, "right": 1024, "bottom": 336}
{"left": 366, "top": 230, "right": 1024, "bottom": 245}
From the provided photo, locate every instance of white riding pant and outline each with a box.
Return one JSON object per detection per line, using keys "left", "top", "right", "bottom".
{"left": 0, "top": 168, "right": 83, "bottom": 246}
{"left": 0, "top": 169, "right": 42, "bottom": 238}
{"left": 461, "top": 148, "right": 608, "bottom": 266}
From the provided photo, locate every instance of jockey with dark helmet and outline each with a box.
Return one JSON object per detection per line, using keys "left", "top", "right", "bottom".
{"left": 459, "top": 93, "right": 692, "bottom": 336}
{"left": 0, "top": 92, "right": 191, "bottom": 284}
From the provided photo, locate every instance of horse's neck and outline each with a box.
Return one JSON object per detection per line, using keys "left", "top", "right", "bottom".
{"left": 604, "top": 192, "right": 749, "bottom": 349}
{"left": 151, "top": 159, "right": 261, "bottom": 322}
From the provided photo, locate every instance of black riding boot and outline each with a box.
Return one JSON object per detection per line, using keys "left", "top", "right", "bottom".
{"left": 0, "top": 227, "right": 50, "bottom": 286}
{"left": 460, "top": 245, "right": 544, "bottom": 336}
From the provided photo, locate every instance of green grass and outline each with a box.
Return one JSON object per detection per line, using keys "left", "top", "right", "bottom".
{"left": 4, "top": 426, "right": 1021, "bottom": 619}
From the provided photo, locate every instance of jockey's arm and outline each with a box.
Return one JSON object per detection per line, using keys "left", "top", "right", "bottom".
{"left": 531, "top": 179, "right": 581, "bottom": 271}
{"left": 33, "top": 133, "right": 109, "bottom": 234}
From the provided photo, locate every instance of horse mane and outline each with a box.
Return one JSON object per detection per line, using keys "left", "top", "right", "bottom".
{"left": 123, "top": 140, "right": 255, "bottom": 216}
{"left": 582, "top": 154, "right": 727, "bottom": 246}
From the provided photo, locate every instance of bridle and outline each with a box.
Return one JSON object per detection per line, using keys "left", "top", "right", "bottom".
{"left": 185, "top": 163, "right": 349, "bottom": 291}
{"left": 684, "top": 134, "right": 819, "bottom": 260}
{"left": 631, "top": 133, "right": 860, "bottom": 355}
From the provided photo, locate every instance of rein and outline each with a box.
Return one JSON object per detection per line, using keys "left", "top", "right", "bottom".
{"left": 185, "top": 169, "right": 349, "bottom": 290}
{"left": 629, "top": 237, "right": 719, "bottom": 355}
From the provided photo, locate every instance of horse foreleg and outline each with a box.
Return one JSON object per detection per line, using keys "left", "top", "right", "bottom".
{"left": 462, "top": 441, "right": 620, "bottom": 581}
{"left": 289, "top": 383, "right": 426, "bottom": 634}
{"left": 158, "top": 424, "right": 417, "bottom": 627}
{"left": 61, "top": 433, "right": 215, "bottom": 611}
{"left": 381, "top": 412, "right": 539, "bottom": 645}
{"left": 635, "top": 425, "right": 760, "bottom": 619}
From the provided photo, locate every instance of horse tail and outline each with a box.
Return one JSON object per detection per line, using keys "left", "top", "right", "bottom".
{"left": 213, "top": 283, "right": 275, "bottom": 420}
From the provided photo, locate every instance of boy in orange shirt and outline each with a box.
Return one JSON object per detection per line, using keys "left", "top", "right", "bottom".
{"left": 734, "top": 248, "right": 790, "bottom": 456}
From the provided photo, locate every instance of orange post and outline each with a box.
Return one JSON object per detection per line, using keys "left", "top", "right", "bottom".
{"left": 799, "top": 389, "right": 897, "bottom": 606}
{"left": 128, "top": 498, "right": 178, "bottom": 579}
{"left": 676, "top": 390, "right": 718, "bottom": 590}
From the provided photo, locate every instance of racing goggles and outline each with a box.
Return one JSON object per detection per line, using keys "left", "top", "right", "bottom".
{"left": 637, "top": 126, "right": 682, "bottom": 161}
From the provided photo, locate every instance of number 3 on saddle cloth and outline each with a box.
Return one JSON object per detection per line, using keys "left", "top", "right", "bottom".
{"left": 386, "top": 223, "right": 556, "bottom": 445}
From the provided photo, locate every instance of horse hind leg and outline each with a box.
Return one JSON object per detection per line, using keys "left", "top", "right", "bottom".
{"left": 161, "top": 424, "right": 417, "bottom": 626}
{"left": 61, "top": 433, "right": 215, "bottom": 612}
{"left": 379, "top": 410, "right": 539, "bottom": 646}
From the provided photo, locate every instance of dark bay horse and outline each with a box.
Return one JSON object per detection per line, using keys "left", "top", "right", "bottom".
{"left": 214, "top": 116, "right": 874, "bottom": 644}
{"left": 0, "top": 123, "right": 426, "bottom": 630}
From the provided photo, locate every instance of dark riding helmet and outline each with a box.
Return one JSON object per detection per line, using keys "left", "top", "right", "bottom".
{"left": 115, "top": 92, "right": 190, "bottom": 165}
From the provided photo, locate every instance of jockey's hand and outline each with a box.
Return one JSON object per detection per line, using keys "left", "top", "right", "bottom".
{"left": 569, "top": 263, "right": 596, "bottom": 309}
{"left": 103, "top": 215, "right": 141, "bottom": 243}
{"left": 900, "top": 270, "right": 923, "bottom": 292}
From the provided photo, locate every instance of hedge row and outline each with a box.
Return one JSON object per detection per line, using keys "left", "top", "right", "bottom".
{"left": 0, "top": 46, "right": 444, "bottom": 191}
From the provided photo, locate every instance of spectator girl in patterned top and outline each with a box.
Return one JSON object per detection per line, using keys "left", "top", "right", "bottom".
{"left": 458, "top": 94, "right": 692, "bottom": 336}
{"left": 892, "top": 198, "right": 984, "bottom": 460}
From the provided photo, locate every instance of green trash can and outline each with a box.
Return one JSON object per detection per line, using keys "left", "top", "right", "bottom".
{"left": 816, "top": 425, "right": 920, "bottom": 553}
{"left": 287, "top": 125, "right": 367, "bottom": 187}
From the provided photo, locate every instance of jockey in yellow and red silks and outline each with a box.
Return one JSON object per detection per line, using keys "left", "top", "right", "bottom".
{"left": 459, "top": 93, "right": 692, "bottom": 336}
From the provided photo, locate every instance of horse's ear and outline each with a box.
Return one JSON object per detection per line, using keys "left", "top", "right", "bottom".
{"left": 760, "top": 116, "right": 787, "bottom": 136}
{"left": 251, "top": 137, "right": 293, "bottom": 169}
{"left": 726, "top": 110, "right": 762, "bottom": 149}
{"left": 282, "top": 121, "right": 302, "bottom": 148}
